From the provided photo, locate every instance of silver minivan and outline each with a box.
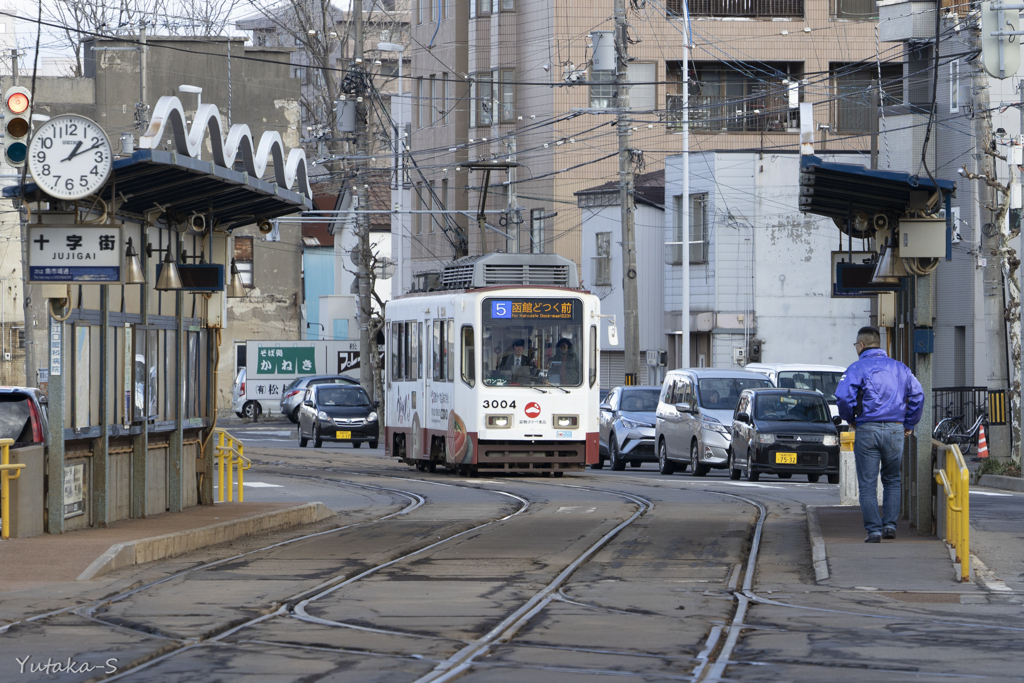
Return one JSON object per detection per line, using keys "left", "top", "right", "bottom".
{"left": 655, "top": 368, "right": 772, "bottom": 476}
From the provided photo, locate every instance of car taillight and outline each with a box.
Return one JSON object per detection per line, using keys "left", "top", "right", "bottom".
{"left": 27, "top": 399, "right": 44, "bottom": 443}
{"left": 240, "top": 382, "right": 245, "bottom": 394}
{"left": 285, "top": 390, "right": 300, "bottom": 399}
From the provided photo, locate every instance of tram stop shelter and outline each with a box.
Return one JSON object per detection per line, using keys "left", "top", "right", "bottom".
{"left": 799, "top": 153, "right": 956, "bottom": 536}
{"left": 4, "top": 148, "right": 311, "bottom": 536}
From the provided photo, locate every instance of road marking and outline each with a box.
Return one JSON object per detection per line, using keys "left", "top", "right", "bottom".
{"left": 242, "top": 482, "right": 284, "bottom": 488}
{"left": 235, "top": 430, "right": 295, "bottom": 436}
{"left": 556, "top": 506, "right": 596, "bottom": 513}
{"left": 970, "top": 490, "right": 1013, "bottom": 497}
{"left": 719, "top": 482, "right": 783, "bottom": 489}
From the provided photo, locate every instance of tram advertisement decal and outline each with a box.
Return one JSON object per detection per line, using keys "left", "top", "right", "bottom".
{"left": 487, "top": 298, "right": 577, "bottom": 320}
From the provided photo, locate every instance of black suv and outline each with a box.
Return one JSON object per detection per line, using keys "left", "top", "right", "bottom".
{"left": 730, "top": 388, "right": 841, "bottom": 483}
{"left": 297, "top": 384, "right": 380, "bottom": 449}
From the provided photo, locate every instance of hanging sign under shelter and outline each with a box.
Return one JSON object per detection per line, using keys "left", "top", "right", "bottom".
{"left": 28, "top": 225, "right": 123, "bottom": 283}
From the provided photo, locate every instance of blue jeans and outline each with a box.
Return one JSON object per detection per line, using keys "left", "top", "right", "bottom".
{"left": 853, "top": 422, "right": 904, "bottom": 536}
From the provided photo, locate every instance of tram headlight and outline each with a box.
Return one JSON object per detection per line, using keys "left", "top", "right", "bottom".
{"left": 554, "top": 415, "right": 579, "bottom": 429}
{"left": 487, "top": 414, "right": 512, "bottom": 428}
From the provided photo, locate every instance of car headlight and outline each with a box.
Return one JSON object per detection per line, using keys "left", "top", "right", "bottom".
{"left": 702, "top": 418, "right": 730, "bottom": 435}
{"left": 822, "top": 434, "right": 838, "bottom": 446}
{"left": 367, "top": 411, "right": 378, "bottom": 422}
{"left": 318, "top": 411, "right": 329, "bottom": 420}
{"left": 620, "top": 418, "right": 654, "bottom": 429}
{"left": 758, "top": 433, "right": 775, "bottom": 444}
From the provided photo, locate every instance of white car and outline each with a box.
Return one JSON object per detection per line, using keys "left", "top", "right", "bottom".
{"left": 232, "top": 367, "right": 263, "bottom": 419}
{"left": 743, "top": 363, "right": 848, "bottom": 421}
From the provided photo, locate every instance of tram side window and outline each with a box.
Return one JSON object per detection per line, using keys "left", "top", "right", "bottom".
{"left": 447, "top": 319, "right": 455, "bottom": 382}
{"left": 461, "top": 325, "right": 475, "bottom": 386}
{"left": 417, "top": 322, "right": 423, "bottom": 379}
{"left": 399, "top": 322, "right": 407, "bottom": 379}
{"left": 589, "top": 325, "right": 597, "bottom": 387}
{"left": 432, "top": 320, "right": 442, "bottom": 381}
{"left": 390, "top": 323, "right": 399, "bottom": 381}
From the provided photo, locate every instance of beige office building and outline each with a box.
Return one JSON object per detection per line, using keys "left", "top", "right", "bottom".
{"left": 403, "top": 0, "right": 889, "bottom": 281}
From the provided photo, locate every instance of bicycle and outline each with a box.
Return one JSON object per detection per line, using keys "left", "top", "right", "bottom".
{"left": 932, "top": 410, "right": 986, "bottom": 456}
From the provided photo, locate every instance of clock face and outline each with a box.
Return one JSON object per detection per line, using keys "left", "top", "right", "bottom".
{"left": 28, "top": 115, "right": 113, "bottom": 201}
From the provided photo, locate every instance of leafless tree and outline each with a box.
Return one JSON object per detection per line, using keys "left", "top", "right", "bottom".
{"left": 44, "top": 0, "right": 166, "bottom": 77}
{"left": 161, "top": 0, "right": 239, "bottom": 36}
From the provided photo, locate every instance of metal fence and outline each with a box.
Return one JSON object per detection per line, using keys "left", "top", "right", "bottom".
{"left": 668, "top": 0, "right": 804, "bottom": 16}
{"left": 667, "top": 93, "right": 799, "bottom": 133}
{"left": 932, "top": 387, "right": 989, "bottom": 428}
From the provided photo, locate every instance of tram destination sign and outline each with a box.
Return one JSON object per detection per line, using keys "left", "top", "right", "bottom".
{"left": 28, "top": 226, "right": 123, "bottom": 283}
{"left": 488, "top": 298, "right": 578, "bottom": 320}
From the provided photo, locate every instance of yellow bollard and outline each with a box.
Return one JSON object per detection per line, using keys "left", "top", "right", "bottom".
{"left": 237, "top": 443, "right": 244, "bottom": 502}
{"left": 226, "top": 435, "right": 235, "bottom": 502}
{"left": 217, "top": 430, "right": 226, "bottom": 503}
{"left": 1, "top": 438, "right": 26, "bottom": 540}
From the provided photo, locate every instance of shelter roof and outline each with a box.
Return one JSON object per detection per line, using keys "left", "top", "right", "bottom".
{"left": 4, "top": 149, "right": 312, "bottom": 229}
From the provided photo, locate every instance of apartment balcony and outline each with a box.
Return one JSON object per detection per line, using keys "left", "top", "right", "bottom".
{"left": 667, "top": 94, "right": 799, "bottom": 133}
{"left": 668, "top": 0, "right": 803, "bottom": 18}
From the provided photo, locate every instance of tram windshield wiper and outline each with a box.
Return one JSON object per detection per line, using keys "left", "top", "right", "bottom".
{"left": 529, "top": 386, "right": 548, "bottom": 393}
{"left": 551, "top": 386, "right": 569, "bottom": 394}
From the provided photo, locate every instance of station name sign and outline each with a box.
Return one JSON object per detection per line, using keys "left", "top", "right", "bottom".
{"left": 28, "top": 226, "right": 123, "bottom": 283}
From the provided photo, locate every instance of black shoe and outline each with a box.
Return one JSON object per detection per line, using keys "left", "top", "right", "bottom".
{"left": 865, "top": 534, "right": 882, "bottom": 543}
{"left": 882, "top": 527, "right": 896, "bottom": 540}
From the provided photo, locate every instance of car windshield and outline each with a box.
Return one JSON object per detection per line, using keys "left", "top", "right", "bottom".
{"left": 755, "top": 393, "right": 831, "bottom": 422}
{"left": 0, "top": 395, "right": 32, "bottom": 442}
{"left": 317, "top": 386, "right": 370, "bottom": 407}
{"left": 620, "top": 390, "right": 660, "bottom": 412}
{"left": 777, "top": 371, "right": 844, "bottom": 402}
{"left": 698, "top": 378, "right": 772, "bottom": 411}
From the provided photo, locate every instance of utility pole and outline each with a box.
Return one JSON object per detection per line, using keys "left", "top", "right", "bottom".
{"left": 681, "top": 14, "right": 690, "bottom": 370}
{"left": 615, "top": 0, "right": 640, "bottom": 385}
{"left": 507, "top": 135, "right": 519, "bottom": 253}
{"left": 10, "top": 48, "right": 16, "bottom": 86}
{"left": 353, "top": 0, "right": 374, "bottom": 399}
{"left": 139, "top": 24, "right": 148, "bottom": 131}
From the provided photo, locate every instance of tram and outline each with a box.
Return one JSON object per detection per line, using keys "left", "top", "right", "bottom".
{"left": 384, "top": 253, "right": 605, "bottom": 475}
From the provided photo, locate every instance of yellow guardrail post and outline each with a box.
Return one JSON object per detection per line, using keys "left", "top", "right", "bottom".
{"left": 932, "top": 439, "right": 970, "bottom": 582}
{"left": 1, "top": 438, "right": 26, "bottom": 540}
{"left": 213, "top": 428, "right": 248, "bottom": 503}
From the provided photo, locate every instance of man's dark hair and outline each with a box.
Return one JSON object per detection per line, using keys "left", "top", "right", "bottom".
{"left": 857, "top": 326, "right": 881, "bottom": 348}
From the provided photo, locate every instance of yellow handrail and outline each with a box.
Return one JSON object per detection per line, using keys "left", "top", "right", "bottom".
{"left": 213, "top": 429, "right": 251, "bottom": 503}
{"left": 932, "top": 438, "right": 970, "bottom": 582}
{"left": 1, "top": 438, "right": 26, "bottom": 540}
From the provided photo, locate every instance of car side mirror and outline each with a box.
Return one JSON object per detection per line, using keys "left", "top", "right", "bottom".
{"left": 832, "top": 415, "right": 843, "bottom": 427}
{"left": 373, "top": 400, "right": 381, "bottom": 408}
{"left": 304, "top": 400, "right": 314, "bottom": 407}
{"left": 736, "top": 412, "right": 750, "bottom": 424}
{"left": 599, "top": 403, "right": 611, "bottom": 411}
{"left": 674, "top": 402, "right": 692, "bottom": 414}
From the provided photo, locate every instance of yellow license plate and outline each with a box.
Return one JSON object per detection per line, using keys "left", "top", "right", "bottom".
{"left": 336, "top": 431, "right": 352, "bottom": 439}
{"left": 775, "top": 452, "right": 797, "bottom": 464}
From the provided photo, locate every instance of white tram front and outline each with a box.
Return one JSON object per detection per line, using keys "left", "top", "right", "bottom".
{"left": 384, "top": 254, "right": 602, "bottom": 475}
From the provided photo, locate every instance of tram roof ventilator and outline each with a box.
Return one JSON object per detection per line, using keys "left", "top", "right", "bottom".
{"left": 434, "top": 253, "right": 580, "bottom": 291}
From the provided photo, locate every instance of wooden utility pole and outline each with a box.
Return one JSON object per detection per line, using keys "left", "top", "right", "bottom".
{"left": 353, "top": 0, "right": 374, "bottom": 399}
{"left": 615, "top": 0, "right": 639, "bottom": 384}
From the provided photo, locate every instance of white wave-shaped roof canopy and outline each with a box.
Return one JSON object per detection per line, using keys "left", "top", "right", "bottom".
{"left": 139, "top": 95, "right": 312, "bottom": 199}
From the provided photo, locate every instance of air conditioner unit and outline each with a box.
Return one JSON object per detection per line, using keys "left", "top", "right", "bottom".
{"left": 732, "top": 347, "right": 746, "bottom": 364}
{"left": 2, "top": 352, "right": 10, "bottom": 362}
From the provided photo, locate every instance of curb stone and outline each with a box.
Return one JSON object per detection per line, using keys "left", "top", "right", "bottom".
{"left": 977, "top": 474, "right": 1024, "bottom": 493}
{"left": 76, "top": 502, "right": 335, "bottom": 581}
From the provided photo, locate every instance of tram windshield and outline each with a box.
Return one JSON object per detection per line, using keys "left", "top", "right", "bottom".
{"left": 482, "top": 297, "right": 583, "bottom": 387}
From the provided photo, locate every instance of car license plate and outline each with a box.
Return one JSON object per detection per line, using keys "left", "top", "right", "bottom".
{"left": 336, "top": 431, "right": 351, "bottom": 439}
{"left": 775, "top": 452, "right": 797, "bottom": 464}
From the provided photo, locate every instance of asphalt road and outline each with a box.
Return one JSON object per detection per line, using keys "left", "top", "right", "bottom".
{"left": 3, "top": 425, "right": 1024, "bottom": 682}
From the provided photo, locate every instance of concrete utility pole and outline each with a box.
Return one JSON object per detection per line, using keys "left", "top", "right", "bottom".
{"left": 10, "top": 48, "right": 16, "bottom": 86}
{"left": 615, "top": 0, "right": 640, "bottom": 384}
{"left": 353, "top": 0, "right": 374, "bottom": 399}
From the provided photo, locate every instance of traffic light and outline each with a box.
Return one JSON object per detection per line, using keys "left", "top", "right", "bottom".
{"left": 3, "top": 86, "right": 31, "bottom": 167}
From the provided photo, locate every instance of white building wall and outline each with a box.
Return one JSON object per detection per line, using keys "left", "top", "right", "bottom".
{"left": 666, "top": 151, "right": 870, "bottom": 371}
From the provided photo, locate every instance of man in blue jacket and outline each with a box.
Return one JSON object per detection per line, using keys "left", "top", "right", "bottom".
{"left": 835, "top": 326, "right": 924, "bottom": 543}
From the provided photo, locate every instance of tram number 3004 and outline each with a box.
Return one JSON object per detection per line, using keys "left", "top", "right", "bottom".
{"left": 483, "top": 400, "right": 516, "bottom": 409}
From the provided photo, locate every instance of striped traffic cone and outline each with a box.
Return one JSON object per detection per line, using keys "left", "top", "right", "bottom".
{"left": 977, "top": 423, "right": 990, "bottom": 459}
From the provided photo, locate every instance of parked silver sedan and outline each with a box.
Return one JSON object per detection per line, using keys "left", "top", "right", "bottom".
{"left": 595, "top": 386, "right": 661, "bottom": 471}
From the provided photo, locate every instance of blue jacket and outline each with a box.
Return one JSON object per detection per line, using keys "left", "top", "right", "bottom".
{"left": 836, "top": 348, "right": 924, "bottom": 429}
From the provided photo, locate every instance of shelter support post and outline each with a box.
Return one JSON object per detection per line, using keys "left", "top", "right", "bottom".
{"left": 913, "top": 273, "right": 934, "bottom": 535}
{"left": 47, "top": 312, "right": 64, "bottom": 534}
{"left": 168, "top": 291, "right": 184, "bottom": 512}
{"left": 92, "top": 285, "right": 110, "bottom": 526}
{"left": 132, "top": 225, "right": 149, "bottom": 518}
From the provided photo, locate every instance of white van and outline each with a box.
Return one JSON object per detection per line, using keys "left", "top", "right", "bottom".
{"left": 743, "top": 363, "right": 847, "bottom": 419}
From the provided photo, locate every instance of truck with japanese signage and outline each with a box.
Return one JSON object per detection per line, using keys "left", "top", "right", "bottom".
{"left": 240, "top": 340, "right": 379, "bottom": 414}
